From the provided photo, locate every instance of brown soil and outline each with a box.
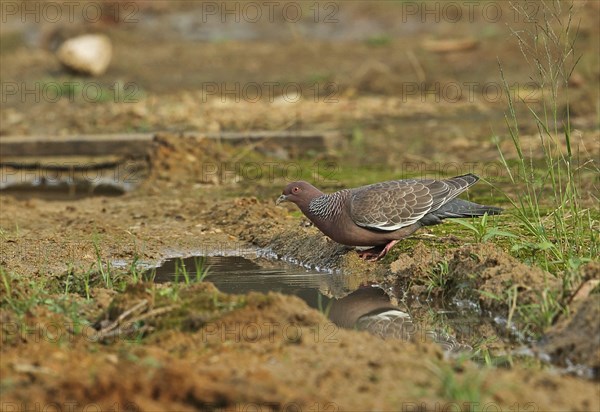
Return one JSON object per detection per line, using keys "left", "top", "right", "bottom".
{"left": 539, "top": 262, "right": 600, "bottom": 377}
{"left": 2, "top": 153, "right": 599, "bottom": 409}
{"left": 390, "top": 242, "right": 561, "bottom": 314}
{"left": 2, "top": 1, "right": 599, "bottom": 410}
{"left": 541, "top": 294, "right": 600, "bottom": 378}
{"left": 2, "top": 283, "right": 599, "bottom": 412}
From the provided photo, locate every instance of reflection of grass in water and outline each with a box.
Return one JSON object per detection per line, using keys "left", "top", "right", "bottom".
{"left": 174, "top": 257, "right": 211, "bottom": 285}
{"left": 316, "top": 291, "right": 333, "bottom": 317}
{"left": 194, "top": 257, "right": 211, "bottom": 282}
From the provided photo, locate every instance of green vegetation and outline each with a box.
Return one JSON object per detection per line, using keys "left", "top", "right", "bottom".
{"left": 426, "top": 260, "right": 450, "bottom": 295}
{"left": 453, "top": 213, "right": 518, "bottom": 244}
{"left": 386, "top": 2, "right": 596, "bottom": 343}
{"left": 0, "top": 230, "right": 220, "bottom": 348}
{"left": 455, "top": 1, "right": 600, "bottom": 337}
{"left": 365, "top": 35, "right": 392, "bottom": 47}
{"left": 0, "top": 266, "right": 87, "bottom": 329}
{"left": 430, "top": 361, "right": 491, "bottom": 404}
{"left": 495, "top": 1, "right": 598, "bottom": 283}
{"left": 93, "top": 233, "right": 113, "bottom": 288}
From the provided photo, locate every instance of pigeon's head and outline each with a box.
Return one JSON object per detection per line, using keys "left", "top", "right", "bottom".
{"left": 276, "top": 181, "right": 322, "bottom": 207}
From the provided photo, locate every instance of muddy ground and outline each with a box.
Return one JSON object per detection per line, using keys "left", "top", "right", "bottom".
{"left": 1, "top": 1, "right": 600, "bottom": 411}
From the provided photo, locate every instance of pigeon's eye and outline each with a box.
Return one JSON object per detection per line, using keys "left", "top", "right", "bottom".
{"left": 292, "top": 187, "right": 300, "bottom": 193}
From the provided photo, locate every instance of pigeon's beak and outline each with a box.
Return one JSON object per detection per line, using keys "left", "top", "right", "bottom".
{"left": 276, "top": 194, "right": 288, "bottom": 205}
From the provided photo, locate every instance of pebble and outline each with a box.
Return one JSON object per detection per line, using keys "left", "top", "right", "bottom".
{"left": 56, "top": 34, "right": 112, "bottom": 76}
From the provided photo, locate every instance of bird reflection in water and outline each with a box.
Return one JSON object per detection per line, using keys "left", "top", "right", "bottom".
{"left": 327, "top": 286, "right": 471, "bottom": 354}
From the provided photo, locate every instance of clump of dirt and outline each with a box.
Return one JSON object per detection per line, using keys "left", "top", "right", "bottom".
{"left": 94, "top": 282, "right": 247, "bottom": 341}
{"left": 538, "top": 294, "right": 600, "bottom": 378}
{"left": 389, "top": 242, "right": 561, "bottom": 321}
{"left": 390, "top": 242, "right": 560, "bottom": 313}
{"left": 206, "top": 197, "right": 289, "bottom": 245}
{"left": 389, "top": 241, "right": 448, "bottom": 287}
{"left": 535, "top": 262, "right": 600, "bottom": 378}
{"left": 448, "top": 244, "right": 561, "bottom": 313}
{"left": 144, "top": 132, "right": 238, "bottom": 189}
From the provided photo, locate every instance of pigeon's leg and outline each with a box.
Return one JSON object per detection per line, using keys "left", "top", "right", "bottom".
{"left": 356, "top": 247, "right": 383, "bottom": 261}
{"left": 377, "top": 240, "right": 398, "bottom": 260}
{"left": 356, "top": 240, "right": 398, "bottom": 261}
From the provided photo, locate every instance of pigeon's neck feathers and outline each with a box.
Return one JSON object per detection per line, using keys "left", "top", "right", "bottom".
{"left": 307, "top": 190, "right": 349, "bottom": 221}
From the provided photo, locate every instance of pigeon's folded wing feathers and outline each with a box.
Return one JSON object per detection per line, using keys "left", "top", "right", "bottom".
{"left": 427, "top": 176, "right": 475, "bottom": 211}
{"left": 349, "top": 180, "right": 434, "bottom": 231}
{"left": 349, "top": 175, "right": 477, "bottom": 232}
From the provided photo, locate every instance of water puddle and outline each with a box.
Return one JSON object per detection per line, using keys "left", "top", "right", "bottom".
{"left": 151, "top": 254, "right": 473, "bottom": 353}
{"left": 0, "top": 159, "right": 147, "bottom": 200}
{"left": 153, "top": 255, "right": 341, "bottom": 310}
{"left": 138, "top": 253, "right": 599, "bottom": 375}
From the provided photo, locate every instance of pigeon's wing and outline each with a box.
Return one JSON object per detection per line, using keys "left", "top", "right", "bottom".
{"left": 349, "top": 175, "right": 477, "bottom": 232}
{"left": 349, "top": 180, "right": 434, "bottom": 231}
{"left": 427, "top": 174, "right": 478, "bottom": 212}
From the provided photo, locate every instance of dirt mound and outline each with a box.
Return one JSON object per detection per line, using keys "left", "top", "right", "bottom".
{"left": 389, "top": 241, "right": 446, "bottom": 285}
{"left": 448, "top": 244, "right": 561, "bottom": 313}
{"left": 389, "top": 242, "right": 561, "bottom": 319}
{"left": 539, "top": 294, "right": 600, "bottom": 378}
{"left": 206, "top": 197, "right": 288, "bottom": 245}
{"left": 144, "top": 132, "right": 237, "bottom": 189}
{"left": 3, "top": 282, "right": 599, "bottom": 411}
{"left": 537, "top": 262, "right": 600, "bottom": 378}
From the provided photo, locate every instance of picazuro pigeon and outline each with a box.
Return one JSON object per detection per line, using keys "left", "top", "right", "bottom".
{"left": 276, "top": 173, "right": 502, "bottom": 260}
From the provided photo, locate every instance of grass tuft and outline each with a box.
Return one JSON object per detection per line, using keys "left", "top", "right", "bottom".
{"left": 495, "top": 1, "right": 598, "bottom": 289}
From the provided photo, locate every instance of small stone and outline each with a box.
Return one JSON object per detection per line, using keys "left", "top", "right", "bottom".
{"left": 56, "top": 34, "right": 112, "bottom": 76}
{"left": 105, "top": 354, "right": 119, "bottom": 365}
{"left": 422, "top": 37, "right": 478, "bottom": 53}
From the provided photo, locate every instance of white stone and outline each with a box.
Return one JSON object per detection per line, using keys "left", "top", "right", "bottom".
{"left": 56, "top": 34, "right": 112, "bottom": 76}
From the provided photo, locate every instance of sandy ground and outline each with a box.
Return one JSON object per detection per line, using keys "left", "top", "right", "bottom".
{"left": 1, "top": 1, "right": 599, "bottom": 410}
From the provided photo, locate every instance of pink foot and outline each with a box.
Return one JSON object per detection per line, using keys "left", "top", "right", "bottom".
{"left": 356, "top": 240, "right": 398, "bottom": 261}
{"left": 356, "top": 248, "right": 382, "bottom": 261}
{"left": 379, "top": 240, "right": 398, "bottom": 258}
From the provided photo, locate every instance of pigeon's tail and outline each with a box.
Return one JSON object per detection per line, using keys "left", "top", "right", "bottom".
{"left": 436, "top": 198, "right": 503, "bottom": 218}
{"left": 420, "top": 199, "right": 502, "bottom": 226}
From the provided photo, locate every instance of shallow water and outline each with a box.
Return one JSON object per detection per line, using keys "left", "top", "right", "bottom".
{"left": 152, "top": 254, "right": 476, "bottom": 353}
{"left": 148, "top": 254, "right": 599, "bottom": 377}
{"left": 153, "top": 255, "right": 338, "bottom": 310}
